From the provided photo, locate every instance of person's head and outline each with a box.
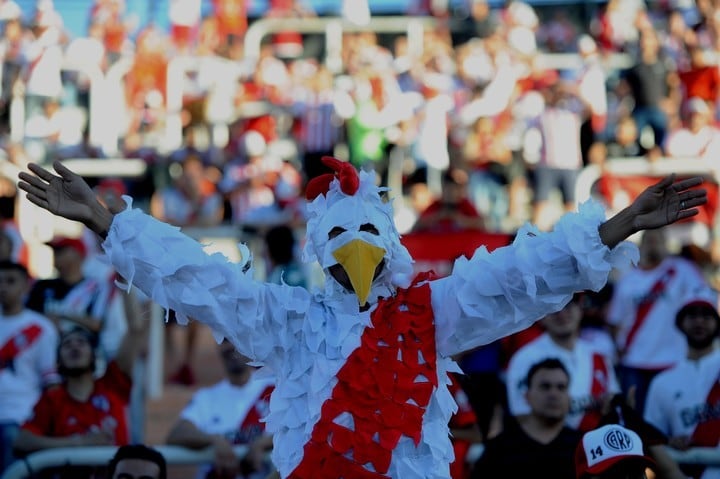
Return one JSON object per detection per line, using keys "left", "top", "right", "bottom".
{"left": 614, "top": 116, "right": 638, "bottom": 147}
{"left": 57, "top": 326, "right": 98, "bottom": 378}
{"left": 47, "top": 236, "right": 87, "bottom": 277}
{"left": 575, "top": 424, "right": 655, "bottom": 479}
{"left": 108, "top": 444, "right": 167, "bottom": 479}
{"left": 541, "top": 294, "right": 583, "bottom": 341}
{"left": 638, "top": 229, "right": 667, "bottom": 267}
{"left": 685, "top": 97, "right": 712, "bottom": 133}
{"left": 0, "top": 260, "right": 29, "bottom": 313}
{"left": 525, "top": 358, "right": 571, "bottom": 422}
{"left": 304, "top": 157, "right": 413, "bottom": 307}
{"left": 218, "top": 340, "right": 253, "bottom": 385}
{"left": 675, "top": 289, "right": 720, "bottom": 351}
{"left": 440, "top": 168, "right": 470, "bottom": 205}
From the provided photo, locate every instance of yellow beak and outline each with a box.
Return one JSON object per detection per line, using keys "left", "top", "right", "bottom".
{"left": 332, "top": 239, "right": 386, "bottom": 305}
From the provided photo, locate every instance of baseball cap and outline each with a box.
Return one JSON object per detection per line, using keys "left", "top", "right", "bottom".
{"left": 686, "top": 97, "right": 711, "bottom": 116}
{"left": 575, "top": 424, "right": 655, "bottom": 478}
{"left": 47, "top": 236, "right": 87, "bottom": 258}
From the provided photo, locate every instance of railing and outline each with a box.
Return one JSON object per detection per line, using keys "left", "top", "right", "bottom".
{"left": 1, "top": 445, "right": 250, "bottom": 479}
{"left": 4, "top": 443, "right": 720, "bottom": 479}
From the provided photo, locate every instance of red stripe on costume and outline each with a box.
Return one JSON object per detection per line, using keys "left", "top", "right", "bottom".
{"left": 624, "top": 267, "right": 675, "bottom": 353}
{"left": 578, "top": 353, "right": 610, "bottom": 432}
{"left": 289, "top": 274, "right": 438, "bottom": 479}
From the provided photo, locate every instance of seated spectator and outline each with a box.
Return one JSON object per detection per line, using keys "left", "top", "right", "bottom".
{"left": 506, "top": 294, "right": 620, "bottom": 432}
{"left": 664, "top": 97, "right": 720, "bottom": 159}
{"left": 412, "top": 168, "right": 485, "bottom": 233}
{"left": 0, "top": 261, "right": 58, "bottom": 475}
{"left": 108, "top": 444, "right": 167, "bottom": 479}
{"left": 575, "top": 424, "right": 656, "bottom": 479}
{"left": 471, "top": 358, "right": 582, "bottom": 479}
{"left": 13, "top": 302, "right": 147, "bottom": 478}
{"left": 605, "top": 116, "right": 643, "bottom": 159}
{"left": 166, "top": 339, "right": 274, "bottom": 479}
{"left": 25, "top": 236, "right": 114, "bottom": 356}
{"left": 644, "top": 287, "right": 720, "bottom": 479}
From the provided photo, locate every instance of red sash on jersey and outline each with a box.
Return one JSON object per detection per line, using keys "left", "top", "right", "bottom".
{"left": 686, "top": 374, "right": 720, "bottom": 479}
{"left": 289, "top": 275, "right": 438, "bottom": 479}
{"left": 578, "top": 353, "right": 610, "bottom": 432}
{"left": 0, "top": 324, "right": 43, "bottom": 372}
{"left": 236, "top": 385, "right": 274, "bottom": 444}
{"left": 624, "top": 267, "right": 676, "bottom": 354}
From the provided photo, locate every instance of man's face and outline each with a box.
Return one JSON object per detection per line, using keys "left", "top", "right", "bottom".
{"left": 0, "top": 269, "right": 28, "bottom": 310}
{"left": 58, "top": 332, "right": 94, "bottom": 375}
{"left": 680, "top": 308, "right": 719, "bottom": 350}
{"left": 112, "top": 458, "right": 161, "bottom": 479}
{"left": 541, "top": 301, "right": 582, "bottom": 340}
{"left": 525, "top": 368, "right": 570, "bottom": 421}
{"left": 52, "top": 246, "right": 84, "bottom": 276}
{"left": 219, "top": 342, "right": 252, "bottom": 379}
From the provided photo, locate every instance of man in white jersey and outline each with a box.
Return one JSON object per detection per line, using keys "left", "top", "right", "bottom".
{"left": 644, "top": 288, "right": 720, "bottom": 479}
{"left": 167, "top": 340, "right": 274, "bottom": 479}
{"left": 608, "top": 228, "right": 709, "bottom": 414}
{"left": 0, "top": 261, "right": 57, "bottom": 474}
{"left": 506, "top": 293, "right": 619, "bottom": 432}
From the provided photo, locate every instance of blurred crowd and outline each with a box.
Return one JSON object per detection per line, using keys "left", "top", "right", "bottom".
{"left": 1, "top": 0, "right": 720, "bottom": 478}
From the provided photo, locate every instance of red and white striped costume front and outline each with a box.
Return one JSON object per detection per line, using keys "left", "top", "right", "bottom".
{"left": 103, "top": 168, "right": 637, "bottom": 478}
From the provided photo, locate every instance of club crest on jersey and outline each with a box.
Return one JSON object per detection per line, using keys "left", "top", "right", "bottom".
{"left": 604, "top": 429, "right": 634, "bottom": 452}
{"left": 91, "top": 395, "right": 110, "bottom": 412}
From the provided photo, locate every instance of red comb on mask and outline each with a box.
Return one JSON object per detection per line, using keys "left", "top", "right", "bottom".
{"left": 305, "top": 157, "right": 360, "bottom": 200}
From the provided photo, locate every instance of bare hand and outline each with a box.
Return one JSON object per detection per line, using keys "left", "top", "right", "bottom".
{"left": 630, "top": 175, "right": 707, "bottom": 231}
{"left": 18, "top": 161, "right": 114, "bottom": 235}
{"left": 211, "top": 437, "right": 239, "bottom": 479}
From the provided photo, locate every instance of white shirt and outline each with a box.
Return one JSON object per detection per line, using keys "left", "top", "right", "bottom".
{"left": 506, "top": 333, "right": 619, "bottom": 430}
{"left": 645, "top": 349, "right": 720, "bottom": 479}
{"left": 0, "top": 309, "right": 58, "bottom": 423}
{"left": 608, "top": 257, "right": 708, "bottom": 369}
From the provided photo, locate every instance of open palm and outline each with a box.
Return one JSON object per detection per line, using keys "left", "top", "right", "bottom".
{"left": 18, "top": 161, "right": 100, "bottom": 225}
{"left": 631, "top": 175, "right": 708, "bottom": 231}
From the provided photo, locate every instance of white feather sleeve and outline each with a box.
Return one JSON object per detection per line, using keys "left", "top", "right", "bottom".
{"left": 431, "top": 200, "right": 639, "bottom": 357}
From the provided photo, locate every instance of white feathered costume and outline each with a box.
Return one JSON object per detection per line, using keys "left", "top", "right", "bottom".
{"left": 102, "top": 157, "right": 637, "bottom": 479}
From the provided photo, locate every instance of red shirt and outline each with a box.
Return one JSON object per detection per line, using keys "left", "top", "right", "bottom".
{"left": 679, "top": 66, "right": 720, "bottom": 103}
{"left": 22, "top": 362, "right": 131, "bottom": 445}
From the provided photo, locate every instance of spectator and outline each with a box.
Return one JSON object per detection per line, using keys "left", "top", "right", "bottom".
{"left": 108, "top": 444, "right": 167, "bottom": 479}
{"left": 644, "top": 287, "right": 720, "bottom": 479}
{"left": 608, "top": 228, "right": 710, "bottom": 415}
{"left": 0, "top": 16, "right": 25, "bottom": 135}
{"left": 471, "top": 358, "right": 582, "bottom": 479}
{"left": 529, "top": 80, "right": 584, "bottom": 231}
{"left": 166, "top": 340, "right": 275, "bottom": 479}
{"left": 574, "top": 424, "right": 657, "bottom": 479}
{"left": 605, "top": 115, "right": 643, "bottom": 159}
{"left": 621, "top": 29, "right": 679, "bottom": 152}
{"left": 506, "top": 294, "right": 620, "bottom": 432}
{"left": 22, "top": 7, "right": 63, "bottom": 121}
{"left": 576, "top": 35, "right": 608, "bottom": 164}
{"left": 664, "top": 97, "right": 720, "bottom": 159}
{"left": 678, "top": 45, "right": 720, "bottom": 105}
{"left": 0, "top": 261, "right": 57, "bottom": 475}
{"left": 26, "top": 235, "right": 114, "bottom": 344}
{"left": 12, "top": 302, "right": 147, "bottom": 475}
{"left": 412, "top": 167, "right": 485, "bottom": 233}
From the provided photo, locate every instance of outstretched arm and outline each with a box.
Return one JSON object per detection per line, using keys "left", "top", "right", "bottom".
{"left": 598, "top": 174, "right": 707, "bottom": 248}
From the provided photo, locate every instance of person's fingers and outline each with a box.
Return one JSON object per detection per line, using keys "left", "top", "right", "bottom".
{"left": 671, "top": 175, "right": 703, "bottom": 192}
{"left": 19, "top": 170, "right": 50, "bottom": 188}
{"left": 53, "top": 160, "right": 77, "bottom": 180}
{"left": 17, "top": 181, "right": 47, "bottom": 200}
{"left": 27, "top": 163, "right": 57, "bottom": 182}
{"left": 677, "top": 209, "right": 700, "bottom": 221}
{"left": 651, "top": 174, "right": 675, "bottom": 191}
{"left": 23, "top": 192, "right": 48, "bottom": 210}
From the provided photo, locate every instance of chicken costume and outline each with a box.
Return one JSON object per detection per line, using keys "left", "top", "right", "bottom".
{"left": 102, "top": 158, "right": 637, "bottom": 479}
